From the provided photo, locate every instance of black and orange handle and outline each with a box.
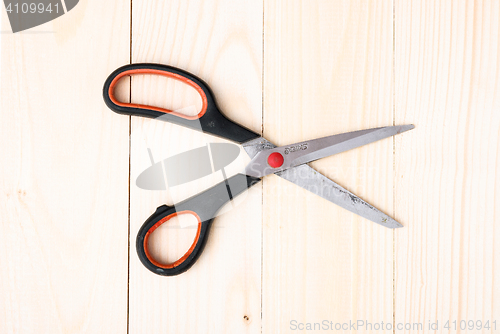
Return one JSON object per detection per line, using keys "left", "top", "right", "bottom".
{"left": 137, "top": 174, "right": 261, "bottom": 276}
{"left": 103, "top": 63, "right": 261, "bottom": 144}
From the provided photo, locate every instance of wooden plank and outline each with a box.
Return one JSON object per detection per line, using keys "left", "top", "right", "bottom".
{"left": 262, "top": 0, "right": 395, "bottom": 332}
{"left": 128, "top": 1, "right": 263, "bottom": 333}
{"left": 395, "top": 0, "right": 500, "bottom": 332}
{"left": 0, "top": 1, "right": 130, "bottom": 333}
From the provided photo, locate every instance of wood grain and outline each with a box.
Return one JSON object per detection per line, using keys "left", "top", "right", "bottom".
{"left": 395, "top": 0, "right": 500, "bottom": 332}
{"left": 128, "top": 1, "right": 263, "bottom": 333}
{"left": 262, "top": 0, "right": 395, "bottom": 332}
{"left": 2, "top": 0, "right": 500, "bottom": 332}
{"left": 0, "top": 0, "right": 130, "bottom": 333}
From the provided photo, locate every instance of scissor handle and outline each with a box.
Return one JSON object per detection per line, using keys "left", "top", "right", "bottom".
{"left": 137, "top": 174, "right": 261, "bottom": 276}
{"left": 103, "top": 63, "right": 261, "bottom": 144}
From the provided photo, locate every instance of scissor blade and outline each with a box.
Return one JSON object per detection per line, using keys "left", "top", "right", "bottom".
{"left": 276, "top": 164, "right": 403, "bottom": 228}
{"left": 245, "top": 125, "right": 414, "bottom": 178}
{"left": 290, "top": 125, "right": 414, "bottom": 167}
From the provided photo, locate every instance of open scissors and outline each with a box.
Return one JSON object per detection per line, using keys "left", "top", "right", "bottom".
{"left": 103, "top": 63, "right": 414, "bottom": 276}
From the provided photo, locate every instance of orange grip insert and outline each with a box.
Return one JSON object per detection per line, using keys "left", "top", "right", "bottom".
{"left": 108, "top": 68, "right": 208, "bottom": 120}
{"left": 143, "top": 210, "right": 202, "bottom": 269}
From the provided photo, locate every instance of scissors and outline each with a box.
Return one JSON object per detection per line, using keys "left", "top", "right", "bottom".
{"left": 103, "top": 63, "right": 414, "bottom": 276}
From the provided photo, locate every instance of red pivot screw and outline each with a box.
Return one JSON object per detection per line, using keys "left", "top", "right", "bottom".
{"left": 267, "top": 152, "right": 284, "bottom": 168}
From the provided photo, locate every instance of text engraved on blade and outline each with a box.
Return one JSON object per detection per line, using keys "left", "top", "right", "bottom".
{"left": 284, "top": 144, "right": 308, "bottom": 155}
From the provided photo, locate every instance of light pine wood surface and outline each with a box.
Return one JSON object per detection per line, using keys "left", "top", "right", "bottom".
{"left": 1, "top": 1, "right": 498, "bottom": 333}
{"left": 128, "top": 1, "right": 263, "bottom": 334}
{"left": 0, "top": 0, "right": 130, "bottom": 333}
{"left": 395, "top": 1, "right": 500, "bottom": 333}
{"left": 262, "top": 0, "right": 395, "bottom": 332}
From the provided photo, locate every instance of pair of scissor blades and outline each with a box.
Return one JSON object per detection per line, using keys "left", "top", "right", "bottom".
{"left": 103, "top": 63, "right": 413, "bottom": 276}
{"left": 241, "top": 125, "right": 413, "bottom": 228}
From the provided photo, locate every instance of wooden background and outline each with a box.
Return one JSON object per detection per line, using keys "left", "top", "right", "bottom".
{"left": 1, "top": 0, "right": 499, "bottom": 333}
